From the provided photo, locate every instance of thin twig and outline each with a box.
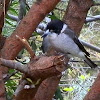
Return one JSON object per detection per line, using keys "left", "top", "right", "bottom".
{"left": 14, "top": 80, "right": 27, "bottom": 97}
{"left": 93, "top": 3, "right": 100, "bottom": 6}
{"left": 4, "top": 70, "right": 18, "bottom": 82}
{"left": 85, "top": 15, "right": 100, "bottom": 23}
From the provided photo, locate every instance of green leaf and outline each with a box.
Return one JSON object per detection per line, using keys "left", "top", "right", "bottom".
{"left": 48, "top": 14, "right": 58, "bottom": 20}
{"left": 9, "top": 7, "right": 18, "bottom": 15}
{"left": 8, "top": 69, "right": 15, "bottom": 74}
{"left": 55, "top": 87, "right": 63, "bottom": 100}
{"left": 5, "top": 19, "right": 14, "bottom": 26}
{"left": 63, "top": 87, "right": 74, "bottom": 92}
{"left": 79, "top": 75, "right": 86, "bottom": 80}
{"left": 79, "top": 74, "right": 90, "bottom": 80}
{"left": 31, "top": 41, "right": 37, "bottom": 52}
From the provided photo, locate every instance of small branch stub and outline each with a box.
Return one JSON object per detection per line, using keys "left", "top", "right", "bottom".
{"left": 0, "top": 55, "right": 67, "bottom": 81}
{"left": 16, "top": 35, "right": 35, "bottom": 58}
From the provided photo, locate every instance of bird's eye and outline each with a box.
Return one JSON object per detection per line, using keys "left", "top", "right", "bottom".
{"left": 57, "top": 30, "right": 60, "bottom": 32}
{"left": 49, "top": 29, "right": 60, "bottom": 33}
{"left": 50, "top": 30, "right": 54, "bottom": 32}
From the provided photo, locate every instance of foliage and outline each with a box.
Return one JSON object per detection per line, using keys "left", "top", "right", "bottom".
{"left": 2, "top": 0, "right": 100, "bottom": 100}
{"left": 55, "top": 87, "right": 63, "bottom": 100}
{"left": 5, "top": 69, "right": 22, "bottom": 100}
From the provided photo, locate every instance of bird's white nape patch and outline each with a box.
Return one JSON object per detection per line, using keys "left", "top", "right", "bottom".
{"left": 45, "top": 29, "right": 50, "bottom": 34}
{"left": 61, "top": 24, "right": 68, "bottom": 33}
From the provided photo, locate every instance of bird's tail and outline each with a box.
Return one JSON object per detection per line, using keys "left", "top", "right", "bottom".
{"left": 84, "top": 56, "right": 97, "bottom": 68}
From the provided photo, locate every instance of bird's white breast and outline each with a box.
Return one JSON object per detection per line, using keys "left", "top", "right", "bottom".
{"left": 48, "top": 32, "right": 58, "bottom": 40}
{"left": 49, "top": 33, "right": 85, "bottom": 58}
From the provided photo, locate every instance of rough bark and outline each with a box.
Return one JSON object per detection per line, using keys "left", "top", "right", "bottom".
{"left": 0, "top": 0, "right": 11, "bottom": 100}
{"left": 0, "top": 0, "right": 61, "bottom": 99}
{"left": 1, "top": 0, "right": 61, "bottom": 59}
{"left": 0, "top": 56, "right": 66, "bottom": 81}
{"left": 0, "top": 71, "right": 6, "bottom": 100}
{"left": 33, "top": 76, "right": 61, "bottom": 100}
{"left": 84, "top": 73, "right": 100, "bottom": 100}
{"left": 63, "top": 0, "right": 93, "bottom": 35}
{"left": 14, "top": 76, "right": 61, "bottom": 100}
{"left": 0, "top": 0, "right": 97, "bottom": 100}
{"left": 34, "top": 0, "right": 94, "bottom": 100}
{"left": 14, "top": 79, "right": 43, "bottom": 100}
{"left": 63, "top": 0, "right": 100, "bottom": 100}
{"left": 0, "top": 36, "right": 6, "bottom": 50}
{"left": 28, "top": 56, "right": 66, "bottom": 81}
{"left": 0, "top": 0, "right": 10, "bottom": 34}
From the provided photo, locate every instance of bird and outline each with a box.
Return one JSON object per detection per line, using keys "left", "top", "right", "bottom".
{"left": 41, "top": 20, "right": 64, "bottom": 54}
{"left": 41, "top": 19, "right": 97, "bottom": 68}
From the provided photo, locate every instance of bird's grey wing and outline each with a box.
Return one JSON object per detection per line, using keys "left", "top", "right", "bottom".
{"left": 64, "top": 28, "right": 75, "bottom": 38}
{"left": 64, "top": 28, "right": 90, "bottom": 57}
{"left": 41, "top": 36, "right": 51, "bottom": 53}
{"left": 73, "top": 36, "right": 90, "bottom": 57}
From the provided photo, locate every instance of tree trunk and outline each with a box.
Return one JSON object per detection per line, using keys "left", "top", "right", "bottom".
{"left": 84, "top": 73, "right": 100, "bottom": 100}
{"left": 1, "top": 0, "right": 99, "bottom": 100}
{"left": 0, "top": 0, "right": 61, "bottom": 100}
{"left": 63, "top": 0, "right": 93, "bottom": 35}
{"left": 0, "top": 0, "right": 11, "bottom": 100}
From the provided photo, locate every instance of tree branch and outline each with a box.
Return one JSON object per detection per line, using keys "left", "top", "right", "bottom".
{"left": 93, "top": 3, "right": 100, "bottom": 6}
{"left": 63, "top": 0, "right": 93, "bottom": 35}
{"left": 80, "top": 39, "right": 100, "bottom": 53}
{"left": 0, "top": 0, "right": 11, "bottom": 99}
{"left": 1, "top": 0, "right": 61, "bottom": 99}
{"left": 34, "top": 76, "right": 61, "bottom": 100}
{"left": 4, "top": 70, "right": 18, "bottom": 82}
{"left": 14, "top": 80, "right": 27, "bottom": 97}
{"left": 85, "top": 15, "right": 100, "bottom": 23}
{"left": 1, "top": 0, "right": 61, "bottom": 60}
{"left": 0, "top": 58, "right": 28, "bottom": 73}
{"left": 0, "top": 0, "right": 10, "bottom": 34}
{"left": 16, "top": 35, "right": 35, "bottom": 58}
{"left": 84, "top": 73, "right": 100, "bottom": 100}
{"left": 0, "top": 55, "right": 66, "bottom": 81}
{"left": 7, "top": 14, "right": 18, "bottom": 21}
{"left": 18, "top": 0, "right": 27, "bottom": 22}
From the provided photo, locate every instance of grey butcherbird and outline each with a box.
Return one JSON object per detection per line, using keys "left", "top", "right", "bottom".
{"left": 41, "top": 19, "right": 97, "bottom": 68}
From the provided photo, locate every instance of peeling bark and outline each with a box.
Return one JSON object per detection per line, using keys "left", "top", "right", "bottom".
{"left": 16, "top": 35, "right": 35, "bottom": 58}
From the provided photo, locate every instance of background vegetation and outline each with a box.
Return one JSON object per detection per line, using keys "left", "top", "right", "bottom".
{"left": 2, "top": 0, "right": 100, "bottom": 100}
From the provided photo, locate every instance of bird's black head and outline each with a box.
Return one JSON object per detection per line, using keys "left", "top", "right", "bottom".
{"left": 46, "top": 19, "right": 64, "bottom": 34}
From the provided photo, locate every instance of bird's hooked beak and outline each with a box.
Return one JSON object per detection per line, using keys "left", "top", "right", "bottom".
{"left": 42, "top": 30, "right": 51, "bottom": 38}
